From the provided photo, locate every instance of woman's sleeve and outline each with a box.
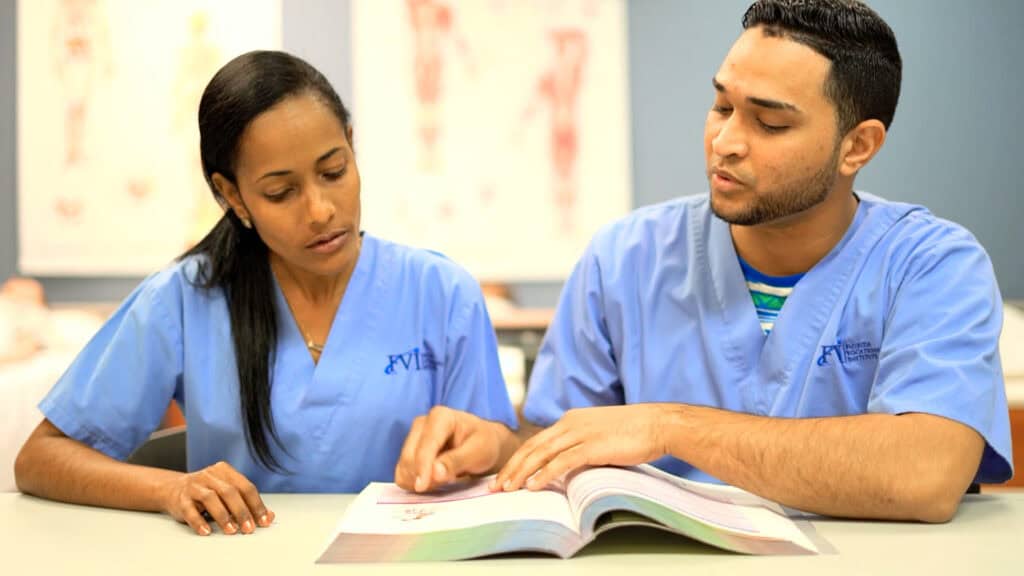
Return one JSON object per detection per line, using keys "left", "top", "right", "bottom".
{"left": 439, "top": 276, "right": 518, "bottom": 430}
{"left": 38, "top": 272, "right": 185, "bottom": 460}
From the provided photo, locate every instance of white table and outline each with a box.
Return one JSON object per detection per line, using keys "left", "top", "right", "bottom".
{"left": 2, "top": 493, "right": 1022, "bottom": 575}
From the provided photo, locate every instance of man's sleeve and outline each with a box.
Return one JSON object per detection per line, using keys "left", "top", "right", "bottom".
{"left": 868, "top": 233, "right": 1013, "bottom": 483}
{"left": 523, "top": 244, "right": 624, "bottom": 427}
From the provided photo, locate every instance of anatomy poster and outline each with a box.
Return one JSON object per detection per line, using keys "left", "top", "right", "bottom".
{"left": 17, "top": 0, "right": 281, "bottom": 275}
{"left": 354, "top": 0, "right": 631, "bottom": 280}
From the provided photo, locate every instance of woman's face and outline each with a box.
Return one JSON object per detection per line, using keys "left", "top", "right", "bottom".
{"left": 217, "top": 92, "right": 361, "bottom": 278}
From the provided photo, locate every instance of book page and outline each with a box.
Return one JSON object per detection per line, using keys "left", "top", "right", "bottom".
{"left": 566, "top": 467, "right": 760, "bottom": 533}
{"left": 566, "top": 466, "right": 818, "bottom": 553}
{"left": 337, "top": 478, "right": 577, "bottom": 535}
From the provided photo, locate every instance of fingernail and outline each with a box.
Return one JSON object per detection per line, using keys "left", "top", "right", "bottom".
{"left": 226, "top": 522, "right": 238, "bottom": 534}
{"left": 243, "top": 519, "right": 254, "bottom": 533}
{"left": 259, "top": 514, "right": 269, "bottom": 526}
{"left": 527, "top": 477, "right": 537, "bottom": 489}
{"left": 199, "top": 524, "right": 211, "bottom": 536}
{"left": 488, "top": 478, "right": 497, "bottom": 491}
{"left": 433, "top": 461, "right": 447, "bottom": 482}
{"left": 414, "top": 475, "right": 425, "bottom": 492}
{"left": 503, "top": 480, "right": 512, "bottom": 491}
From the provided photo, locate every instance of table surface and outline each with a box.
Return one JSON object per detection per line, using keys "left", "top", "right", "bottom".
{"left": 3, "top": 492, "right": 1023, "bottom": 575}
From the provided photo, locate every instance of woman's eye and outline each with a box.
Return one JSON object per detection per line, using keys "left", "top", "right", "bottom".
{"left": 265, "top": 188, "right": 292, "bottom": 202}
{"left": 323, "top": 168, "right": 347, "bottom": 182}
{"left": 712, "top": 105, "right": 733, "bottom": 115}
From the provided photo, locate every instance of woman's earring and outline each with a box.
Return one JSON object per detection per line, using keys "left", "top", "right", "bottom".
{"left": 240, "top": 216, "right": 252, "bottom": 229}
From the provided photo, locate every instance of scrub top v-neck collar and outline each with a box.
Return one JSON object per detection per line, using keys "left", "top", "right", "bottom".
{"left": 271, "top": 232, "right": 378, "bottom": 392}
{"left": 704, "top": 197, "right": 893, "bottom": 412}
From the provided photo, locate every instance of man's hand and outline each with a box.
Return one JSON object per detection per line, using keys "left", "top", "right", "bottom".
{"left": 160, "top": 461, "right": 274, "bottom": 536}
{"left": 492, "top": 404, "right": 670, "bottom": 492}
{"left": 395, "top": 406, "right": 516, "bottom": 493}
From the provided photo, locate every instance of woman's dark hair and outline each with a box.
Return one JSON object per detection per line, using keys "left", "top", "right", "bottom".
{"left": 742, "top": 0, "right": 902, "bottom": 134}
{"left": 182, "top": 50, "right": 351, "bottom": 471}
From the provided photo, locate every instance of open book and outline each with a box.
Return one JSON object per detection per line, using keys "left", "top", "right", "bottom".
{"left": 317, "top": 464, "right": 819, "bottom": 562}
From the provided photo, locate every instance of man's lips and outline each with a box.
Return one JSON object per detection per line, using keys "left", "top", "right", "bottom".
{"left": 710, "top": 166, "right": 745, "bottom": 185}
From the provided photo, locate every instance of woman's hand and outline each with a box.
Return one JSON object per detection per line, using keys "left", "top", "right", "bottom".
{"left": 395, "top": 406, "right": 518, "bottom": 493}
{"left": 160, "top": 461, "right": 274, "bottom": 535}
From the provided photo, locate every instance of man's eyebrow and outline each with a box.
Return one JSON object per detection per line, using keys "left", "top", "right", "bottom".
{"left": 712, "top": 77, "right": 802, "bottom": 113}
{"left": 748, "top": 96, "right": 801, "bottom": 113}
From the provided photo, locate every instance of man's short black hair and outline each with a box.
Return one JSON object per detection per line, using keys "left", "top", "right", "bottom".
{"left": 742, "top": 0, "right": 902, "bottom": 133}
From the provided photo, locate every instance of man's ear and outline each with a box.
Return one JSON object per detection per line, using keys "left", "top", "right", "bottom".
{"left": 838, "top": 119, "right": 886, "bottom": 177}
{"left": 211, "top": 173, "right": 252, "bottom": 228}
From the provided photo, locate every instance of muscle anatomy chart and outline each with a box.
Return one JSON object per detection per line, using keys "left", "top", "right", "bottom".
{"left": 18, "top": 0, "right": 281, "bottom": 275}
{"left": 354, "top": 0, "right": 631, "bottom": 281}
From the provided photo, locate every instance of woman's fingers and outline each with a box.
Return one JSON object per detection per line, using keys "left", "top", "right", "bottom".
{"left": 395, "top": 416, "right": 426, "bottom": 491}
{"left": 192, "top": 483, "right": 238, "bottom": 534}
{"left": 413, "top": 407, "right": 458, "bottom": 492}
{"left": 178, "top": 498, "right": 212, "bottom": 536}
{"left": 167, "top": 462, "right": 272, "bottom": 535}
{"left": 217, "top": 462, "right": 272, "bottom": 529}
{"left": 209, "top": 475, "right": 257, "bottom": 534}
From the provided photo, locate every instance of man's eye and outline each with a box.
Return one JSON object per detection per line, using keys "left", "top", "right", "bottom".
{"left": 758, "top": 120, "right": 789, "bottom": 133}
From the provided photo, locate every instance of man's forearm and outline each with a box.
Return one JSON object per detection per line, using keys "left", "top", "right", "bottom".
{"left": 659, "top": 405, "right": 984, "bottom": 522}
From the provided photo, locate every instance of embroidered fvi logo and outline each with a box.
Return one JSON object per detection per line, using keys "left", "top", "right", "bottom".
{"left": 817, "top": 339, "right": 879, "bottom": 366}
{"left": 384, "top": 346, "right": 440, "bottom": 375}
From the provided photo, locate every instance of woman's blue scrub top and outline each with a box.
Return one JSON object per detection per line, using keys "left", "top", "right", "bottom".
{"left": 40, "top": 233, "right": 517, "bottom": 492}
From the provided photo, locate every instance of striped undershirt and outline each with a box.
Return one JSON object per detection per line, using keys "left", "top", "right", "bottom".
{"left": 737, "top": 256, "right": 804, "bottom": 335}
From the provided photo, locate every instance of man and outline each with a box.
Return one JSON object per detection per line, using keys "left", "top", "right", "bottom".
{"left": 396, "top": 0, "right": 1013, "bottom": 523}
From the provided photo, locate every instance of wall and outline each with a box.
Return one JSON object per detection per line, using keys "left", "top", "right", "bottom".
{"left": 2, "top": 1, "right": 1022, "bottom": 305}
{"left": 628, "top": 0, "right": 1024, "bottom": 300}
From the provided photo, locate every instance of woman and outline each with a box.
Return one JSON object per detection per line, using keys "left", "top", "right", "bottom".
{"left": 15, "top": 51, "right": 518, "bottom": 536}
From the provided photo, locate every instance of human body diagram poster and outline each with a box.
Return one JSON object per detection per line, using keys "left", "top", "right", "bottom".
{"left": 354, "top": 0, "right": 631, "bottom": 280}
{"left": 18, "top": 0, "right": 281, "bottom": 275}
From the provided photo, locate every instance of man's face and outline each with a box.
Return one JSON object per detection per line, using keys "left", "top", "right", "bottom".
{"left": 704, "top": 27, "right": 843, "bottom": 227}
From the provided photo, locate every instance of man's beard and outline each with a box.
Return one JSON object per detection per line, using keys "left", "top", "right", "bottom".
{"left": 711, "top": 146, "right": 841, "bottom": 226}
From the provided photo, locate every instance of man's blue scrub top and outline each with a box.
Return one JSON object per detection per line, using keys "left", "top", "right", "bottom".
{"left": 525, "top": 193, "right": 1013, "bottom": 484}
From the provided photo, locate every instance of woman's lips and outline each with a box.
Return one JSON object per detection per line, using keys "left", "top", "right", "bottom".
{"left": 306, "top": 230, "right": 348, "bottom": 254}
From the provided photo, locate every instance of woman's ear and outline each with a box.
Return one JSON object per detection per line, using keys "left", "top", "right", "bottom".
{"left": 211, "top": 173, "right": 252, "bottom": 228}
{"left": 838, "top": 119, "right": 887, "bottom": 178}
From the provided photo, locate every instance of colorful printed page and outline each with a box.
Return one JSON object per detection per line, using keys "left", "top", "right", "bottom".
{"left": 318, "top": 478, "right": 583, "bottom": 562}
{"left": 375, "top": 476, "right": 498, "bottom": 505}
{"left": 338, "top": 480, "right": 575, "bottom": 534}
